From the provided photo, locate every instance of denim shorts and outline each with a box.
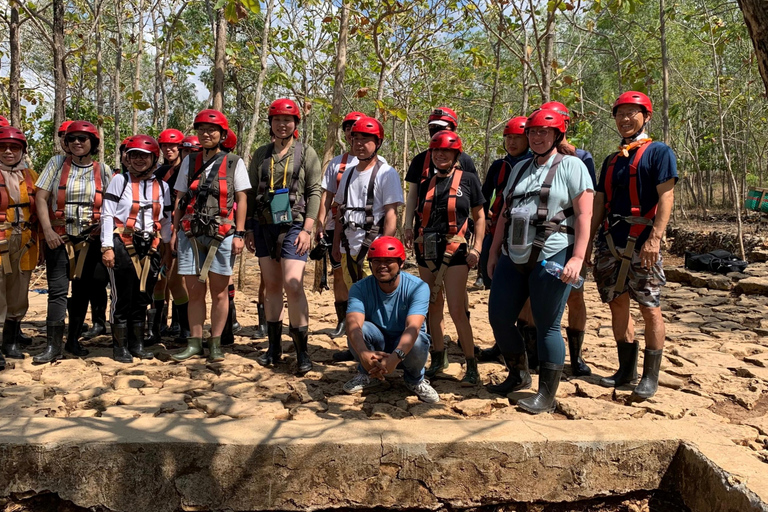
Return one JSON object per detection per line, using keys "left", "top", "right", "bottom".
{"left": 177, "top": 233, "right": 236, "bottom": 277}
{"left": 254, "top": 222, "right": 308, "bottom": 262}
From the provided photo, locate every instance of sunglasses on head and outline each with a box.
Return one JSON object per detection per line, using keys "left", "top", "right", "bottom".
{"left": 65, "top": 135, "right": 90, "bottom": 144}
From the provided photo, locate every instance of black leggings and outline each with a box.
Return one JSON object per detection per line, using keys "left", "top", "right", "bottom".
{"left": 45, "top": 238, "right": 110, "bottom": 324}
{"left": 107, "top": 235, "right": 161, "bottom": 327}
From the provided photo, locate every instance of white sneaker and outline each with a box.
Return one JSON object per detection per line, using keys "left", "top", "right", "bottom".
{"left": 406, "top": 379, "right": 440, "bottom": 403}
{"left": 343, "top": 373, "right": 381, "bottom": 394}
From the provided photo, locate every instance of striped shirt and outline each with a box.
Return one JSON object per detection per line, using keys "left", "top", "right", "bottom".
{"left": 35, "top": 155, "right": 113, "bottom": 237}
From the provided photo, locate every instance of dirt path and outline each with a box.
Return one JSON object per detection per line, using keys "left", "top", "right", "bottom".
{"left": 3, "top": 252, "right": 768, "bottom": 468}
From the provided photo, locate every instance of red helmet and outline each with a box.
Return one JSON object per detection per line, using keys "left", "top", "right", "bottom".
{"left": 351, "top": 116, "right": 385, "bottom": 141}
{"left": 540, "top": 101, "right": 570, "bottom": 122}
{"left": 57, "top": 120, "right": 74, "bottom": 135}
{"left": 503, "top": 116, "right": 527, "bottom": 136}
{"left": 525, "top": 109, "right": 567, "bottom": 134}
{"left": 428, "top": 107, "right": 458, "bottom": 129}
{"left": 342, "top": 111, "right": 365, "bottom": 128}
{"left": 0, "top": 116, "right": 9, "bottom": 128}
{"left": 429, "top": 130, "right": 462, "bottom": 152}
{"left": 157, "top": 128, "right": 184, "bottom": 144}
{"left": 612, "top": 91, "right": 653, "bottom": 116}
{"left": 268, "top": 98, "right": 301, "bottom": 121}
{"left": 368, "top": 236, "right": 406, "bottom": 262}
{"left": 66, "top": 120, "right": 100, "bottom": 141}
{"left": 181, "top": 135, "right": 202, "bottom": 151}
{"left": 194, "top": 109, "right": 229, "bottom": 131}
{"left": 120, "top": 136, "right": 134, "bottom": 151}
{"left": 0, "top": 126, "right": 28, "bottom": 152}
{"left": 124, "top": 134, "right": 160, "bottom": 158}
{"left": 221, "top": 129, "right": 237, "bottom": 150}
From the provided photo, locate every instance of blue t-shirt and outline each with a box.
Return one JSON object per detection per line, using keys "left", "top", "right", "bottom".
{"left": 575, "top": 148, "right": 597, "bottom": 188}
{"left": 347, "top": 272, "right": 429, "bottom": 339}
{"left": 596, "top": 141, "right": 678, "bottom": 248}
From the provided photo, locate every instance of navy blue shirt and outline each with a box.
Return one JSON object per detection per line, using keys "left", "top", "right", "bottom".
{"left": 405, "top": 151, "right": 477, "bottom": 184}
{"left": 596, "top": 141, "right": 678, "bottom": 248}
{"left": 482, "top": 152, "right": 533, "bottom": 215}
{"left": 575, "top": 148, "right": 597, "bottom": 188}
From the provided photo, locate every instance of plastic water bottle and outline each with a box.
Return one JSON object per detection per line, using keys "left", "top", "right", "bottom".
{"left": 541, "top": 260, "right": 584, "bottom": 289}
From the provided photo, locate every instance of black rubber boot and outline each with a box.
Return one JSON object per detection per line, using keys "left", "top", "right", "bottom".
{"left": 522, "top": 325, "right": 539, "bottom": 372}
{"left": 81, "top": 321, "right": 106, "bottom": 340}
{"left": 174, "top": 303, "right": 191, "bottom": 344}
{"left": 221, "top": 301, "right": 235, "bottom": 346}
{"left": 254, "top": 303, "right": 267, "bottom": 339}
{"left": 290, "top": 325, "right": 313, "bottom": 375}
{"left": 477, "top": 343, "right": 502, "bottom": 363}
{"left": 144, "top": 308, "right": 162, "bottom": 346}
{"left": 128, "top": 322, "right": 154, "bottom": 360}
{"left": 599, "top": 341, "right": 639, "bottom": 388}
{"left": 566, "top": 328, "right": 591, "bottom": 376}
{"left": 111, "top": 323, "right": 133, "bottom": 363}
{"left": 460, "top": 357, "right": 480, "bottom": 386}
{"left": 330, "top": 301, "right": 347, "bottom": 338}
{"left": 230, "top": 298, "right": 241, "bottom": 334}
{"left": 633, "top": 348, "right": 663, "bottom": 399}
{"left": 33, "top": 321, "right": 65, "bottom": 364}
{"left": 159, "top": 303, "right": 174, "bottom": 336}
{"left": 0, "top": 350, "right": 5, "bottom": 370}
{"left": 64, "top": 317, "right": 89, "bottom": 357}
{"left": 517, "top": 362, "right": 563, "bottom": 414}
{"left": 18, "top": 330, "right": 33, "bottom": 346}
{"left": 487, "top": 351, "right": 532, "bottom": 395}
{"left": 2, "top": 319, "right": 25, "bottom": 359}
{"left": 257, "top": 321, "right": 283, "bottom": 366}
{"left": 425, "top": 349, "right": 449, "bottom": 378}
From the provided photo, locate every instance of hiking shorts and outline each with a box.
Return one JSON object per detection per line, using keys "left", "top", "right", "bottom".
{"left": 593, "top": 241, "right": 666, "bottom": 308}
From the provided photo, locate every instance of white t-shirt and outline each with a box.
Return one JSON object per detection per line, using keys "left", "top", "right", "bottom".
{"left": 322, "top": 153, "right": 358, "bottom": 231}
{"left": 174, "top": 153, "right": 251, "bottom": 195}
{"left": 101, "top": 174, "right": 173, "bottom": 248}
{"left": 334, "top": 156, "right": 403, "bottom": 255}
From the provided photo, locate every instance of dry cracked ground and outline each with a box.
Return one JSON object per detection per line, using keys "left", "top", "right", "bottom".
{"left": 3, "top": 251, "right": 768, "bottom": 470}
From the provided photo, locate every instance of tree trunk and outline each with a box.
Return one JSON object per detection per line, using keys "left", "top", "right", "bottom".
{"left": 541, "top": 9, "right": 555, "bottom": 102}
{"left": 522, "top": 30, "right": 530, "bottom": 113}
{"left": 212, "top": 8, "right": 227, "bottom": 111}
{"left": 242, "top": 0, "right": 274, "bottom": 165}
{"left": 736, "top": 0, "right": 768, "bottom": 95}
{"left": 131, "top": 0, "right": 144, "bottom": 134}
{"left": 152, "top": 9, "right": 161, "bottom": 129}
{"left": 321, "top": 0, "right": 350, "bottom": 170}
{"left": 482, "top": 36, "right": 502, "bottom": 179}
{"left": 53, "top": 0, "right": 67, "bottom": 148}
{"left": 9, "top": 5, "right": 21, "bottom": 127}
{"left": 659, "top": 0, "right": 670, "bottom": 145}
{"left": 95, "top": 3, "right": 105, "bottom": 164}
{"left": 113, "top": 6, "right": 123, "bottom": 169}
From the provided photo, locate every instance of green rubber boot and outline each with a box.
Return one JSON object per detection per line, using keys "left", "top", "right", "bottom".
{"left": 172, "top": 337, "right": 203, "bottom": 361}
{"left": 207, "top": 336, "right": 225, "bottom": 363}
{"left": 425, "top": 349, "right": 449, "bottom": 378}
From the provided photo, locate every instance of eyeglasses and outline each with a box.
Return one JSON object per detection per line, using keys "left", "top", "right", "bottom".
{"left": 127, "top": 152, "right": 152, "bottom": 159}
{"left": 614, "top": 109, "right": 643, "bottom": 119}
{"left": 527, "top": 128, "right": 552, "bottom": 137}
{"left": 65, "top": 135, "right": 90, "bottom": 144}
{"left": 0, "top": 143, "right": 22, "bottom": 152}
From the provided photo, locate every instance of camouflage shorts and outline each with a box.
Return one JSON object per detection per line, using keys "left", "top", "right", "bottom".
{"left": 593, "top": 241, "right": 666, "bottom": 307}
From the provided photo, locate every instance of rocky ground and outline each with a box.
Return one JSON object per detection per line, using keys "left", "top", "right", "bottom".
{"left": 3, "top": 250, "right": 768, "bottom": 471}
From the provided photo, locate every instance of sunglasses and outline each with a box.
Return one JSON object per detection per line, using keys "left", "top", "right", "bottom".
{"left": 65, "top": 135, "right": 90, "bottom": 144}
{"left": 0, "top": 143, "right": 22, "bottom": 152}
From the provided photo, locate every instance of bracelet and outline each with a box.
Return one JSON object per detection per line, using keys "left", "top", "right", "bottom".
{"left": 470, "top": 248, "right": 480, "bottom": 256}
{"left": 303, "top": 228, "right": 312, "bottom": 235}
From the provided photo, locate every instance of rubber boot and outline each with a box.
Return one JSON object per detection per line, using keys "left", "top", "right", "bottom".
{"left": 477, "top": 343, "right": 502, "bottom": 363}
{"left": 81, "top": 310, "right": 106, "bottom": 339}
{"left": 174, "top": 303, "right": 191, "bottom": 344}
{"left": 633, "top": 348, "right": 663, "bottom": 399}
{"left": 111, "top": 323, "right": 133, "bottom": 363}
{"left": 330, "top": 301, "right": 347, "bottom": 338}
{"left": 231, "top": 298, "right": 241, "bottom": 334}
{"left": 33, "top": 321, "right": 65, "bottom": 364}
{"left": 221, "top": 301, "right": 235, "bottom": 346}
{"left": 522, "top": 325, "right": 539, "bottom": 372}
{"left": 425, "top": 349, "right": 449, "bottom": 378}
{"left": 257, "top": 321, "right": 284, "bottom": 366}
{"left": 172, "top": 336, "right": 203, "bottom": 361}
{"left": 487, "top": 351, "right": 532, "bottom": 395}
{"left": 168, "top": 303, "right": 180, "bottom": 336}
{"left": 129, "top": 321, "right": 154, "bottom": 360}
{"left": 2, "top": 319, "right": 24, "bottom": 359}
{"left": 64, "top": 317, "right": 89, "bottom": 357}
{"left": 566, "top": 328, "right": 591, "bottom": 376}
{"left": 0, "top": 350, "right": 5, "bottom": 370}
{"left": 159, "top": 303, "right": 173, "bottom": 336}
{"left": 254, "top": 303, "right": 267, "bottom": 340}
{"left": 144, "top": 309, "right": 162, "bottom": 346}
{"left": 207, "top": 335, "right": 225, "bottom": 363}
{"left": 599, "top": 341, "right": 639, "bottom": 388}
{"left": 460, "top": 358, "right": 480, "bottom": 386}
{"left": 18, "top": 330, "right": 33, "bottom": 346}
{"left": 290, "top": 325, "right": 313, "bottom": 375}
{"left": 517, "top": 362, "right": 563, "bottom": 414}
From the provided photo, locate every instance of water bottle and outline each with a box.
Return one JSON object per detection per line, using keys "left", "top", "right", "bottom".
{"left": 541, "top": 260, "right": 583, "bottom": 289}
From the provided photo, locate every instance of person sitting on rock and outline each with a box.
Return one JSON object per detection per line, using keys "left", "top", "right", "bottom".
{"left": 343, "top": 236, "right": 439, "bottom": 404}
{"left": 591, "top": 91, "right": 677, "bottom": 399}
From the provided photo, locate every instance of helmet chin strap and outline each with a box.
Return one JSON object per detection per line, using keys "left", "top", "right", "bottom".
{"left": 357, "top": 145, "right": 380, "bottom": 163}
{"left": 531, "top": 133, "right": 564, "bottom": 158}
{"left": 624, "top": 124, "right": 649, "bottom": 143}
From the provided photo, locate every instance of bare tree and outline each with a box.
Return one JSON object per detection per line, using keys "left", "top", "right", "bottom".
{"left": 212, "top": 8, "right": 227, "bottom": 111}
{"left": 321, "top": 0, "right": 350, "bottom": 170}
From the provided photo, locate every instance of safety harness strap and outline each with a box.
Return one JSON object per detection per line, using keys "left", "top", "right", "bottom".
{"left": 338, "top": 161, "right": 381, "bottom": 283}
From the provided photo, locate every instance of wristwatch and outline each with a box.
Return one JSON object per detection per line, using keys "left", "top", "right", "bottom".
{"left": 234, "top": 230, "right": 246, "bottom": 238}
{"left": 393, "top": 348, "right": 406, "bottom": 360}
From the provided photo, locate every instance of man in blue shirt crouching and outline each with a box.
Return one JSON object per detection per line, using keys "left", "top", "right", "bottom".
{"left": 343, "top": 236, "right": 439, "bottom": 403}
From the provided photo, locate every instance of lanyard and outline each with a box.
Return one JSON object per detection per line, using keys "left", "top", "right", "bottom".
{"left": 270, "top": 152, "right": 291, "bottom": 190}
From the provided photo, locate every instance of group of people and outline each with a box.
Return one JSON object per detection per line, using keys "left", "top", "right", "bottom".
{"left": 0, "top": 89, "right": 676, "bottom": 413}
